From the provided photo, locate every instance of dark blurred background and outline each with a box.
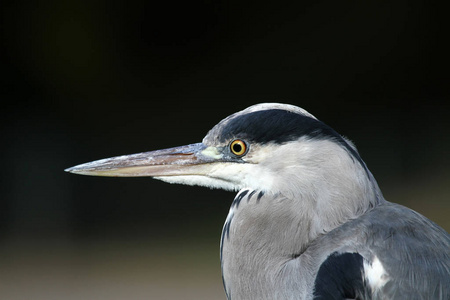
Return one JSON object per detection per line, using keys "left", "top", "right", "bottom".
{"left": 1, "top": 0, "right": 448, "bottom": 299}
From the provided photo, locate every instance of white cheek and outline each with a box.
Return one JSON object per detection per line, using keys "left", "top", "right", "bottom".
{"left": 209, "top": 163, "right": 275, "bottom": 192}
{"left": 243, "top": 165, "right": 275, "bottom": 191}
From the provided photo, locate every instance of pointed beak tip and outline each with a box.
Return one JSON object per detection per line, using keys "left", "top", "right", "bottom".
{"left": 64, "top": 166, "right": 88, "bottom": 175}
{"left": 64, "top": 163, "right": 101, "bottom": 176}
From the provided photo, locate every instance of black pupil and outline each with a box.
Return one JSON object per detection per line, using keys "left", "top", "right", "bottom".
{"left": 233, "top": 143, "right": 242, "bottom": 154}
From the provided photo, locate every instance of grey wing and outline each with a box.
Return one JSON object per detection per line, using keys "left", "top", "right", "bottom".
{"left": 362, "top": 203, "right": 450, "bottom": 299}
{"left": 308, "top": 202, "right": 450, "bottom": 300}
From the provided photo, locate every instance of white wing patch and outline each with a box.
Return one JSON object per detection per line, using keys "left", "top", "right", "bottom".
{"left": 364, "top": 256, "right": 389, "bottom": 291}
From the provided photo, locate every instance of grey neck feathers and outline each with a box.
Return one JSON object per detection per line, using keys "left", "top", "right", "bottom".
{"left": 220, "top": 139, "right": 384, "bottom": 299}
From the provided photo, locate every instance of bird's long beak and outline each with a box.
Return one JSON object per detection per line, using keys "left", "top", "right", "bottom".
{"left": 65, "top": 143, "right": 222, "bottom": 177}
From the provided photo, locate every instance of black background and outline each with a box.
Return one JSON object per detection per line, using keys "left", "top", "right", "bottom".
{"left": 1, "top": 1, "right": 448, "bottom": 299}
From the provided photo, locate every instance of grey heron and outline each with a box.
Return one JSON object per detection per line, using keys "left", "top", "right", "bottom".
{"left": 66, "top": 103, "right": 449, "bottom": 300}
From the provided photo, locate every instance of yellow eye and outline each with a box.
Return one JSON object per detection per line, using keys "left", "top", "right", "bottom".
{"left": 230, "top": 139, "right": 248, "bottom": 156}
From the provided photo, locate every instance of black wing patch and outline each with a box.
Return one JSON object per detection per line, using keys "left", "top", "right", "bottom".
{"left": 313, "top": 252, "right": 369, "bottom": 300}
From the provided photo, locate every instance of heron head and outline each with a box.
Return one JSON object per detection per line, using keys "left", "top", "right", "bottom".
{"left": 66, "top": 103, "right": 374, "bottom": 200}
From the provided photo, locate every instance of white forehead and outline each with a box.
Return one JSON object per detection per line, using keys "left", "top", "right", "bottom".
{"left": 236, "top": 103, "right": 317, "bottom": 120}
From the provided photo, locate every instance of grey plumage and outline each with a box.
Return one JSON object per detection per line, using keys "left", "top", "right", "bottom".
{"left": 66, "top": 103, "right": 450, "bottom": 300}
